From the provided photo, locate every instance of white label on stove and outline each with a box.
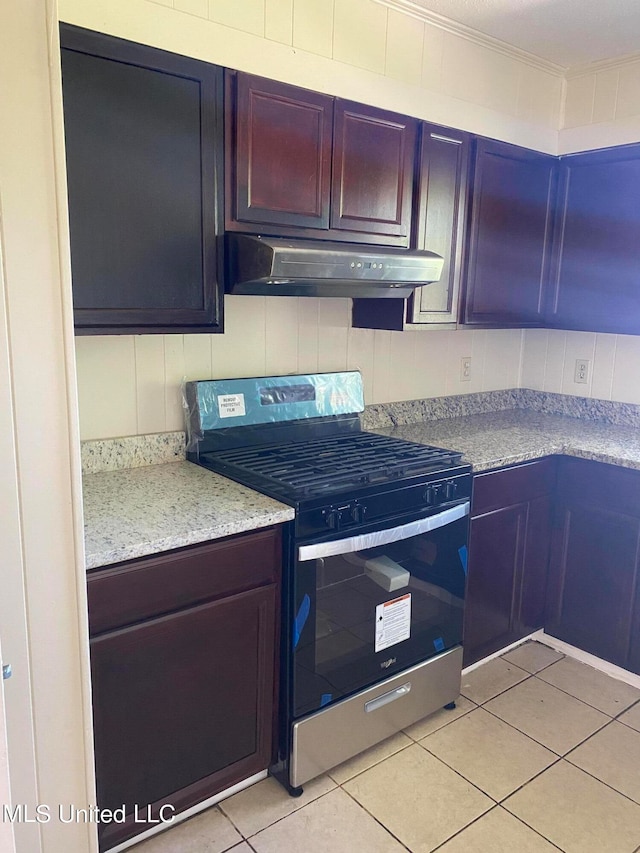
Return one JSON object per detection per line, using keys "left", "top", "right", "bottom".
{"left": 375, "top": 593, "right": 411, "bottom": 654}
{"left": 218, "top": 393, "right": 246, "bottom": 419}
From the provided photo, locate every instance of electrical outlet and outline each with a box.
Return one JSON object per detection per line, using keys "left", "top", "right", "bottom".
{"left": 461, "top": 357, "right": 472, "bottom": 382}
{"left": 574, "top": 358, "right": 590, "bottom": 384}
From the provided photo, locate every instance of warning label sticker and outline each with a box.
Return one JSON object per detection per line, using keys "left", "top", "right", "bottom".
{"left": 218, "top": 393, "right": 246, "bottom": 419}
{"left": 375, "top": 594, "right": 411, "bottom": 654}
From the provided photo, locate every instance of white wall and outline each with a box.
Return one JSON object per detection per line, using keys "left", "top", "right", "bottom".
{"left": 60, "top": 0, "right": 562, "bottom": 151}
{"left": 559, "top": 57, "right": 640, "bottom": 153}
{"left": 76, "top": 297, "right": 523, "bottom": 439}
{"left": 0, "top": 1, "right": 96, "bottom": 851}
{"left": 522, "top": 329, "right": 640, "bottom": 405}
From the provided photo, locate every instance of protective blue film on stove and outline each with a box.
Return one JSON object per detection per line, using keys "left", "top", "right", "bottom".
{"left": 187, "top": 371, "right": 364, "bottom": 434}
{"left": 458, "top": 545, "right": 468, "bottom": 575}
{"left": 320, "top": 693, "right": 333, "bottom": 707}
{"left": 433, "top": 637, "right": 445, "bottom": 652}
{"left": 293, "top": 594, "right": 311, "bottom": 649}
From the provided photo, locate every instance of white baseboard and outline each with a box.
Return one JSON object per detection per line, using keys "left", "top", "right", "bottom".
{"left": 107, "top": 770, "right": 268, "bottom": 853}
{"left": 539, "top": 632, "right": 640, "bottom": 691}
{"left": 462, "top": 629, "right": 640, "bottom": 692}
{"left": 461, "top": 630, "right": 545, "bottom": 675}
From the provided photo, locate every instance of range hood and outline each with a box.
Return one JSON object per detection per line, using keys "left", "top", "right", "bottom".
{"left": 226, "top": 234, "right": 444, "bottom": 298}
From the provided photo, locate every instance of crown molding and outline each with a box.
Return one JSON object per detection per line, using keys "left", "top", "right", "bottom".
{"left": 372, "top": 0, "right": 566, "bottom": 76}
{"left": 565, "top": 51, "right": 640, "bottom": 78}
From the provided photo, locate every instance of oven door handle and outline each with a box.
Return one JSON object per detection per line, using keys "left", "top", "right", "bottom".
{"left": 297, "top": 501, "right": 470, "bottom": 562}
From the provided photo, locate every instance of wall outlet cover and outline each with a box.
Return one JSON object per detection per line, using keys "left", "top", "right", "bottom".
{"left": 461, "top": 357, "right": 472, "bottom": 381}
{"left": 574, "top": 358, "right": 590, "bottom": 384}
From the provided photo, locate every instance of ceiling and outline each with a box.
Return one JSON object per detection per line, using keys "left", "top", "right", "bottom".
{"left": 407, "top": 0, "right": 640, "bottom": 68}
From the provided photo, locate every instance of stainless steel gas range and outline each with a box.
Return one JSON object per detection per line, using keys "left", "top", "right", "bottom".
{"left": 186, "top": 371, "right": 471, "bottom": 796}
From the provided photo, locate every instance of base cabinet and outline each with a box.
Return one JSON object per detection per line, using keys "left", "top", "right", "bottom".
{"left": 463, "top": 459, "right": 555, "bottom": 666}
{"left": 545, "top": 459, "right": 640, "bottom": 669}
{"left": 87, "top": 527, "right": 281, "bottom": 850}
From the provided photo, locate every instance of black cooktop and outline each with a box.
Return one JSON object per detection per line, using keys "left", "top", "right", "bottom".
{"left": 197, "top": 431, "right": 464, "bottom": 501}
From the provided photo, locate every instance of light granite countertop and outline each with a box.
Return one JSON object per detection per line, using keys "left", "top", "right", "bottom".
{"left": 372, "top": 409, "right": 640, "bottom": 473}
{"left": 83, "top": 400, "right": 640, "bottom": 571}
{"left": 83, "top": 461, "right": 294, "bottom": 570}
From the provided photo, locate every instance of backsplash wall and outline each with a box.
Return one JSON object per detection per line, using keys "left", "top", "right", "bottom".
{"left": 522, "top": 328, "right": 640, "bottom": 405}
{"left": 75, "top": 297, "right": 523, "bottom": 440}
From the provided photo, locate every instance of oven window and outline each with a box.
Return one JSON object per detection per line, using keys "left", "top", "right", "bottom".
{"left": 292, "top": 515, "right": 468, "bottom": 717}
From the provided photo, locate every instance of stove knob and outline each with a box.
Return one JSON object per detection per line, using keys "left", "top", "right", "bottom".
{"left": 424, "top": 485, "right": 442, "bottom": 506}
{"left": 445, "top": 481, "right": 458, "bottom": 500}
{"left": 324, "top": 509, "right": 339, "bottom": 529}
{"left": 350, "top": 504, "right": 366, "bottom": 523}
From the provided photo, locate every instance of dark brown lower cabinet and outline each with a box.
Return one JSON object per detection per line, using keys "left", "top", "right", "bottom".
{"left": 87, "top": 527, "right": 281, "bottom": 850}
{"left": 463, "top": 459, "right": 555, "bottom": 666}
{"left": 545, "top": 459, "right": 640, "bottom": 670}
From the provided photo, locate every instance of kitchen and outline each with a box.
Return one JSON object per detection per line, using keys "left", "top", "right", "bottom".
{"left": 2, "top": 1, "right": 640, "bottom": 853}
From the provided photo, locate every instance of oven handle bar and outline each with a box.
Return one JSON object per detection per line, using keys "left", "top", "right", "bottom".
{"left": 297, "top": 501, "right": 470, "bottom": 562}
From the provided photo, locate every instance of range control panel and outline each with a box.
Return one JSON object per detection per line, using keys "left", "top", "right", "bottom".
{"left": 296, "top": 472, "right": 472, "bottom": 540}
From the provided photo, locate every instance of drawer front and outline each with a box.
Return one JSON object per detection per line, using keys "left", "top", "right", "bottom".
{"left": 472, "top": 458, "right": 556, "bottom": 516}
{"left": 88, "top": 526, "right": 281, "bottom": 635}
{"left": 556, "top": 457, "right": 640, "bottom": 516}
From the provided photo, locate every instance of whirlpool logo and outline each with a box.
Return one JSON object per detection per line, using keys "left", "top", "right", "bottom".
{"left": 380, "top": 657, "right": 397, "bottom": 669}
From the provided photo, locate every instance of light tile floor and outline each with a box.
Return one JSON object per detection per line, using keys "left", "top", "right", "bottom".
{"left": 131, "top": 642, "right": 640, "bottom": 853}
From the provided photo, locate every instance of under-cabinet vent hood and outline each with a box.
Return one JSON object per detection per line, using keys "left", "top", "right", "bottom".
{"left": 226, "top": 234, "right": 444, "bottom": 298}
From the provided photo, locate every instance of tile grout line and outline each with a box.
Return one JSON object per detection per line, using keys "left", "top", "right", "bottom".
{"left": 336, "top": 784, "right": 414, "bottom": 852}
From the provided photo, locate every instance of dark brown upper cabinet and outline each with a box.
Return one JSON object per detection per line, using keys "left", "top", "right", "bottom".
{"left": 352, "top": 123, "right": 469, "bottom": 330}
{"left": 330, "top": 99, "right": 417, "bottom": 242}
{"left": 229, "top": 73, "right": 333, "bottom": 230}
{"left": 60, "top": 24, "right": 224, "bottom": 335}
{"left": 547, "top": 143, "right": 640, "bottom": 335}
{"left": 226, "top": 71, "right": 417, "bottom": 247}
{"left": 462, "top": 139, "right": 557, "bottom": 327}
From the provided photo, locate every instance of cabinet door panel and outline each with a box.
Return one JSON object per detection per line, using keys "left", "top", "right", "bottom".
{"left": 464, "top": 505, "right": 524, "bottom": 664}
{"left": 546, "top": 503, "right": 639, "bottom": 666}
{"left": 91, "top": 585, "right": 276, "bottom": 838}
{"left": 351, "top": 123, "right": 468, "bottom": 331}
{"left": 548, "top": 145, "right": 640, "bottom": 334}
{"left": 409, "top": 126, "right": 469, "bottom": 325}
{"left": 331, "top": 101, "right": 416, "bottom": 240}
{"left": 232, "top": 74, "right": 333, "bottom": 229}
{"left": 463, "top": 139, "right": 556, "bottom": 326}
{"left": 520, "top": 495, "right": 552, "bottom": 633}
{"left": 60, "top": 24, "right": 223, "bottom": 334}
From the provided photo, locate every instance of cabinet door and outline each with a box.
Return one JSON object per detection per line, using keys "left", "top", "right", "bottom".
{"left": 464, "top": 459, "right": 555, "bottom": 666}
{"left": 60, "top": 25, "right": 224, "bottom": 334}
{"left": 464, "top": 503, "right": 525, "bottom": 665}
{"left": 229, "top": 73, "right": 333, "bottom": 230}
{"left": 409, "top": 125, "right": 469, "bottom": 325}
{"left": 91, "top": 584, "right": 276, "bottom": 849}
{"left": 546, "top": 459, "right": 640, "bottom": 668}
{"left": 351, "top": 123, "right": 468, "bottom": 331}
{"left": 463, "top": 139, "right": 556, "bottom": 326}
{"left": 547, "top": 144, "right": 640, "bottom": 334}
{"left": 331, "top": 100, "right": 417, "bottom": 243}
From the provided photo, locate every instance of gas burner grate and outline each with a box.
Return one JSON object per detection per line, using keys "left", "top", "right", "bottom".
{"left": 205, "top": 432, "right": 463, "bottom": 497}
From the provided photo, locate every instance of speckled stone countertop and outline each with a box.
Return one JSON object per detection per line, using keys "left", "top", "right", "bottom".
{"left": 371, "top": 409, "right": 640, "bottom": 473}
{"left": 83, "top": 462, "right": 294, "bottom": 570}
{"left": 83, "top": 390, "right": 640, "bottom": 571}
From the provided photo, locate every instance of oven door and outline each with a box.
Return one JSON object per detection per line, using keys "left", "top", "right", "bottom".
{"left": 291, "top": 501, "right": 469, "bottom": 719}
